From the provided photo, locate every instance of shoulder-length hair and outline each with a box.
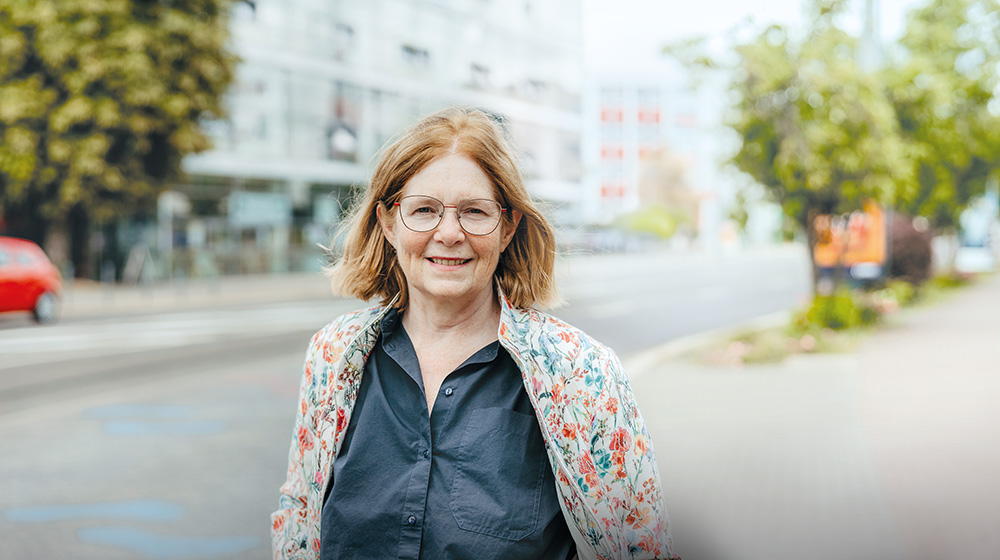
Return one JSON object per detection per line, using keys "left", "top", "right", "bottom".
{"left": 326, "top": 106, "right": 559, "bottom": 310}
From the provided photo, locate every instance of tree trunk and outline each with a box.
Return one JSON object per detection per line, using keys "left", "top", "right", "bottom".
{"left": 68, "top": 206, "right": 91, "bottom": 279}
{"left": 44, "top": 221, "right": 71, "bottom": 278}
{"left": 804, "top": 208, "right": 820, "bottom": 297}
{"left": 2, "top": 202, "right": 46, "bottom": 245}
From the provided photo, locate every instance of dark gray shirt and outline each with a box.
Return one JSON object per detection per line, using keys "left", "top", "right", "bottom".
{"left": 320, "top": 309, "right": 574, "bottom": 560}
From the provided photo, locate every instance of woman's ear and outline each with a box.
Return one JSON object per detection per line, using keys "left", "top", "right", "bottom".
{"left": 501, "top": 210, "right": 522, "bottom": 251}
{"left": 377, "top": 202, "right": 396, "bottom": 246}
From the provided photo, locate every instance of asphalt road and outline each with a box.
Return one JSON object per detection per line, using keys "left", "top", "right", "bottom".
{"left": 555, "top": 246, "right": 811, "bottom": 354}
{"left": 0, "top": 245, "right": 812, "bottom": 559}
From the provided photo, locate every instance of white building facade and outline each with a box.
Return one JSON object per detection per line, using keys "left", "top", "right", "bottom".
{"left": 581, "top": 68, "right": 740, "bottom": 250}
{"left": 168, "top": 0, "right": 583, "bottom": 276}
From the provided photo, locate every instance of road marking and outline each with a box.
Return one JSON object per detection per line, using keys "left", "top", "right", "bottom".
{"left": 83, "top": 404, "right": 193, "bottom": 419}
{"left": 4, "top": 500, "right": 184, "bottom": 523}
{"left": 0, "top": 302, "right": 341, "bottom": 368}
{"left": 695, "top": 284, "right": 730, "bottom": 302}
{"left": 77, "top": 525, "right": 259, "bottom": 559}
{"left": 102, "top": 420, "right": 226, "bottom": 436}
{"left": 587, "top": 298, "right": 641, "bottom": 319}
{"left": 79, "top": 403, "right": 226, "bottom": 436}
{"left": 581, "top": 284, "right": 732, "bottom": 319}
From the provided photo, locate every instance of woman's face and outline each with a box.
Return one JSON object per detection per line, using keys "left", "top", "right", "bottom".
{"left": 378, "top": 153, "right": 520, "bottom": 310}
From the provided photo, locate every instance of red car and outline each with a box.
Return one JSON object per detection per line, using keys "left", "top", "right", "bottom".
{"left": 0, "top": 236, "right": 63, "bottom": 323}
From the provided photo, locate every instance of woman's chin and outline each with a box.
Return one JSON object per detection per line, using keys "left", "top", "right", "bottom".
{"left": 414, "top": 282, "right": 491, "bottom": 304}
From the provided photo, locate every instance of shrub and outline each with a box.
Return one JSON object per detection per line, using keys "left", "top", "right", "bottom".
{"left": 804, "top": 288, "right": 862, "bottom": 330}
{"left": 882, "top": 279, "right": 916, "bottom": 306}
{"left": 616, "top": 205, "right": 680, "bottom": 239}
{"left": 929, "top": 272, "right": 971, "bottom": 290}
{"left": 857, "top": 299, "right": 881, "bottom": 326}
{"left": 794, "top": 286, "right": 885, "bottom": 331}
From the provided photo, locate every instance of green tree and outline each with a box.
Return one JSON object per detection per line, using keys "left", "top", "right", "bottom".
{"left": 0, "top": 0, "right": 236, "bottom": 275}
{"left": 886, "top": 0, "right": 1000, "bottom": 230}
{"left": 728, "top": 187, "right": 750, "bottom": 235}
{"left": 724, "top": 1, "right": 912, "bottom": 287}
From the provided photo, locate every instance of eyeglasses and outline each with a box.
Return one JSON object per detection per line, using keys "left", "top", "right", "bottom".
{"left": 393, "top": 195, "right": 507, "bottom": 236}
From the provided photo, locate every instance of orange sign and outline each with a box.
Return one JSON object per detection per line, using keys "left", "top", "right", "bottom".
{"left": 813, "top": 200, "right": 886, "bottom": 268}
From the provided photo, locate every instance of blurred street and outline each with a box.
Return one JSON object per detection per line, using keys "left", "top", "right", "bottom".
{"left": 0, "top": 245, "right": 808, "bottom": 559}
{"left": 1, "top": 244, "right": 998, "bottom": 560}
{"left": 3, "top": 0, "right": 999, "bottom": 559}
{"left": 634, "top": 271, "right": 1000, "bottom": 560}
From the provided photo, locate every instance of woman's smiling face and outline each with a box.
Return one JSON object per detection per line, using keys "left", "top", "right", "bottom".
{"left": 378, "top": 153, "right": 519, "bottom": 310}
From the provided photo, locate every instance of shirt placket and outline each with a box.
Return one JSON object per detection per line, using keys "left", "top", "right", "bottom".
{"left": 395, "top": 371, "right": 464, "bottom": 558}
{"left": 382, "top": 323, "right": 432, "bottom": 559}
{"left": 395, "top": 396, "right": 432, "bottom": 560}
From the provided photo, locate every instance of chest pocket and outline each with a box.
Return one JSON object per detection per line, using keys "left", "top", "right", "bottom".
{"left": 449, "top": 407, "right": 549, "bottom": 541}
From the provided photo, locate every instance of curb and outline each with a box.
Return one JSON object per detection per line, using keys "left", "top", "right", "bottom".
{"left": 58, "top": 272, "right": 334, "bottom": 320}
{"left": 622, "top": 311, "right": 792, "bottom": 378}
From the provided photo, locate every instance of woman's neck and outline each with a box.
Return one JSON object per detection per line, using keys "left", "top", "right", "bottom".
{"left": 400, "top": 288, "right": 501, "bottom": 343}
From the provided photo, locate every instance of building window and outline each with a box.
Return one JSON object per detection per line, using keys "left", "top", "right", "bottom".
{"left": 638, "top": 108, "right": 660, "bottom": 124}
{"left": 601, "top": 86, "right": 623, "bottom": 105}
{"left": 326, "top": 81, "right": 362, "bottom": 162}
{"left": 470, "top": 63, "right": 490, "bottom": 88}
{"left": 637, "top": 87, "right": 659, "bottom": 106}
{"left": 601, "top": 107, "right": 624, "bottom": 122}
{"left": 517, "top": 79, "right": 546, "bottom": 99}
{"left": 675, "top": 113, "right": 697, "bottom": 127}
{"left": 333, "top": 23, "right": 354, "bottom": 60}
{"left": 601, "top": 182, "right": 626, "bottom": 198}
{"left": 401, "top": 44, "right": 430, "bottom": 67}
{"left": 601, "top": 145, "right": 624, "bottom": 160}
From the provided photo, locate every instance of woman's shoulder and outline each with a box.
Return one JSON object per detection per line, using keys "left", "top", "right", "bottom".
{"left": 309, "top": 303, "right": 386, "bottom": 348}
{"left": 505, "top": 305, "right": 615, "bottom": 361}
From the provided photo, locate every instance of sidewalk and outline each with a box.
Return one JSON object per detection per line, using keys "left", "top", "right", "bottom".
{"left": 56, "top": 243, "right": 806, "bottom": 321}
{"left": 59, "top": 272, "right": 337, "bottom": 319}
{"left": 630, "top": 273, "right": 1000, "bottom": 560}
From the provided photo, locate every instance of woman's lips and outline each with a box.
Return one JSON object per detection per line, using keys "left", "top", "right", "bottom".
{"left": 428, "top": 257, "right": 471, "bottom": 265}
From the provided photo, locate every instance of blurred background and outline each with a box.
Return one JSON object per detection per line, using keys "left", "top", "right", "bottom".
{"left": 2, "top": 0, "right": 1000, "bottom": 559}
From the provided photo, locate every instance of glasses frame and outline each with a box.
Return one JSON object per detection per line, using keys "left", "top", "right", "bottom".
{"left": 392, "top": 195, "right": 508, "bottom": 236}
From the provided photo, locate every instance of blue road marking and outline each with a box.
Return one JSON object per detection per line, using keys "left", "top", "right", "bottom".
{"left": 4, "top": 499, "right": 184, "bottom": 523}
{"left": 103, "top": 421, "right": 226, "bottom": 436}
{"left": 83, "top": 404, "right": 193, "bottom": 419}
{"left": 77, "top": 526, "right": 260, "bottom": 560}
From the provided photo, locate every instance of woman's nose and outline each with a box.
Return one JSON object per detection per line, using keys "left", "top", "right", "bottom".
{"left": 434, "top": 209, "right": 465, "bottom": 243}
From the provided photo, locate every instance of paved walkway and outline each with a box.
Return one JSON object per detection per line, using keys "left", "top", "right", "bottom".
{"left": 629, "top": 273, "right": 1000, "bottom": 560}
{"left": 59, "top": 272, "right": 337, "bottom": 319}
{"left": 35, "top": 253, "right": 1000, "bottom": 559}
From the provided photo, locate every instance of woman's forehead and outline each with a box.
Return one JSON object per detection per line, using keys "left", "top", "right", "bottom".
{"left": 399, "top": 154, "right": 500, "bottom": 200}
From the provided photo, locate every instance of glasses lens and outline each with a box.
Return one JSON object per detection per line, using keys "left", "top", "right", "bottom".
{"left": 458, "top": 199, "right": 503, "bottom": 235}
{"left": 398, "top": 196, "right": 443, "bottom": 232}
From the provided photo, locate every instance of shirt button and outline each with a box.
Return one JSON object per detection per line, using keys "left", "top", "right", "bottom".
{"left": 423, "top": 449, "right": 429, "bottom": 458}
{"left": 407, "top": 515, "right": 416, "bottom": 525}
{"left": 443, "top": 387, "right": 454, "bottom": 397}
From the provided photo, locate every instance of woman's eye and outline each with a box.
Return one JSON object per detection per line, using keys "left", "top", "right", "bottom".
{"left": 414, "top": 206, "right": 436, "bottom": 214}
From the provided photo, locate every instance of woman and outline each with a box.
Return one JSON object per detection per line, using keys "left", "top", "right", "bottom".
{"left": 272, "top": 107, "right": 678, "bottom": 560}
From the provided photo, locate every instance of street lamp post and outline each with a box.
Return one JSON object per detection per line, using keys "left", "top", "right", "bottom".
{"left": 859, "top": 0, "right": 883, "bottom": 73}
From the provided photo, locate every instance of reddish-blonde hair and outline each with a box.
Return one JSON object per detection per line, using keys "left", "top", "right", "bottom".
{"left": 326, "top": 107, "right": 559, "bottom": 310}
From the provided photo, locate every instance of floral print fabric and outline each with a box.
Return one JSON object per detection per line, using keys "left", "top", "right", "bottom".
{"left": 271, "top": 291, "right": 678, "bottom": 559}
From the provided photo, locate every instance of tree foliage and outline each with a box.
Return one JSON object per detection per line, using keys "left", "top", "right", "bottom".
{"left": 886, "top": 0, "right": 1000, "bottom": 229}
{"left": 0, "top": 0, "right": 236, "bottom": 234}
{"left": 728, "top": 2, "right": 912, "bottom": 234}
{"left": 666, "top": 0, "right": 1000, "bottom": 241}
